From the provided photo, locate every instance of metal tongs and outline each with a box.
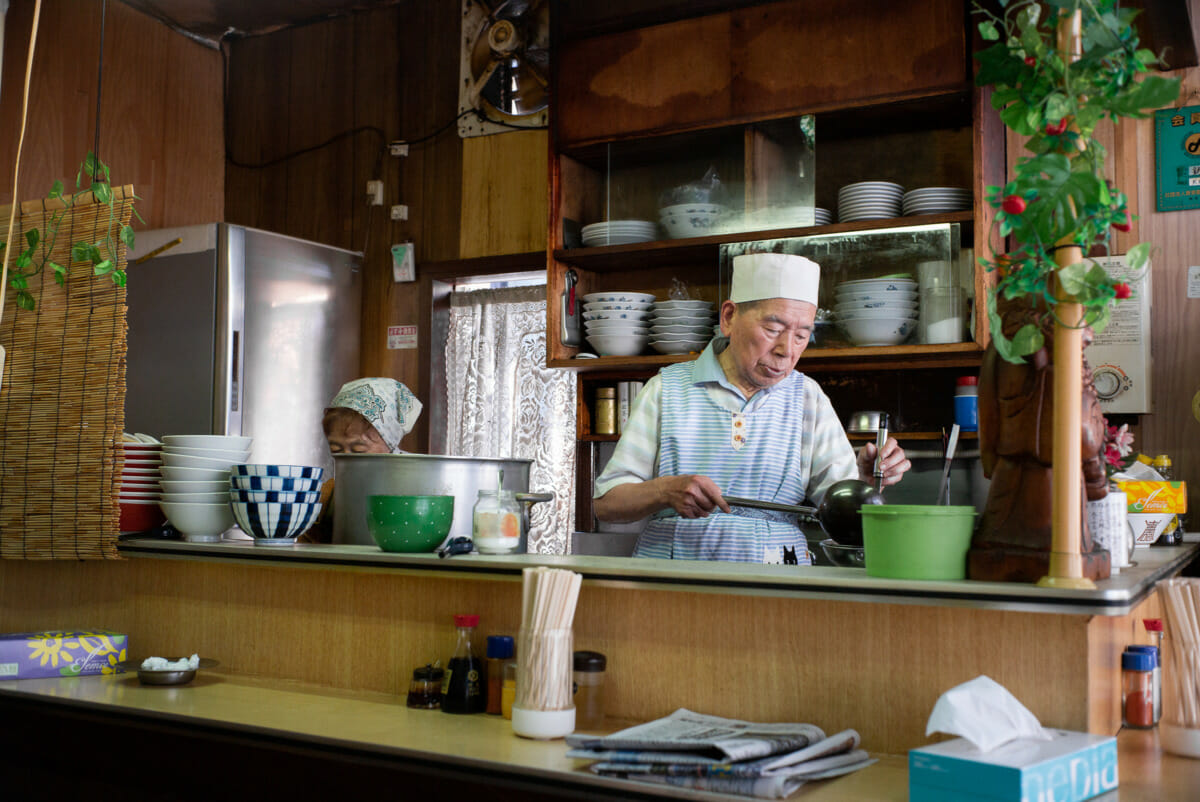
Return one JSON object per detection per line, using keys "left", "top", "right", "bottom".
{"left": 872, "top": 413, "right": 889, "bottom": 494}
{"left": 935, "top": 424, "right": 961, "bottom": 506}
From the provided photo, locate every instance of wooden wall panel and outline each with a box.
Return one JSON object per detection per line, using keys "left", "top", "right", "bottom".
{"left": 459, "top": 131, "right": 550, "bottom": 259}
{"left": 0, "top": 0, "right": 223, "bottom": 228}
{"left": 0, "top": 554, "right": 1135, "bottom": 755}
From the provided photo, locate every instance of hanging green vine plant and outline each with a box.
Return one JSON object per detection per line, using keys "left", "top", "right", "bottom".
{"left": 973, "top": 0, "right": 1180, "bottom": 362}
{"left": 3, "top": 151, "right": 142, "bottom": 312}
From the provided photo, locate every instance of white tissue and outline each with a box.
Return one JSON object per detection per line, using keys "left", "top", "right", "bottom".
{"left": 925, "top": 675, "right": 1051, "bottom": 752}
{"left": 1111, "top": 462, "right": 1163, "bottom": 482}
{"left": 141, "top": 654, "right": 200, "bottom": 671}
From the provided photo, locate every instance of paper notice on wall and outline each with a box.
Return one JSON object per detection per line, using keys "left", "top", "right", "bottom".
{"left": 392, "top": 242, "right": 415, "bottom": 283}
{"left": 387, "top": 325, "right": 418, "bottom": 350}
{"left": 1188, "top": 266, "right": 1200, "bottom": 298}
{"left": 1086, "top": 255, "right": 1151, "bottom": 413}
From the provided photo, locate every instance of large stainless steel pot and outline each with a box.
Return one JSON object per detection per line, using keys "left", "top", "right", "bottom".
{"left": 332, "top": 453, "right": 551, "bottom": 549}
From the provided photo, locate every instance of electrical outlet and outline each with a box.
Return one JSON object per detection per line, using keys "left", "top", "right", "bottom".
{"left": 366, "top": 180, "right": 384, "bottom": 206}
{"left": 390, "top": 205, "right": 408, "bottom": 221}
{"left": 389, "top": 142, "right": 409, "bottom": 157}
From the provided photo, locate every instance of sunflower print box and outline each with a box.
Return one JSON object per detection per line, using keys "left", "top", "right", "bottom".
{"left": 0, "top": 630, "right": 128, "bottom": 680}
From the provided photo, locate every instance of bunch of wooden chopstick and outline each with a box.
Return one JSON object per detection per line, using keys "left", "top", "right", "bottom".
{"left": 517, "top": 567, "right": 582, "bottom": 712}
{"left": 1159, "top": 578, "right": 1200, "bottom": 728}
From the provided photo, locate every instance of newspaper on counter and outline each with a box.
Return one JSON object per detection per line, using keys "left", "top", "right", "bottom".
{"left": 567, "top": 709, "right": 876, "bottom": 800}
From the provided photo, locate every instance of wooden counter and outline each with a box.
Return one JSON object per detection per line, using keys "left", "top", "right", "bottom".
{"left": 0, "top": 672, "right": 1195, "bottom": 800}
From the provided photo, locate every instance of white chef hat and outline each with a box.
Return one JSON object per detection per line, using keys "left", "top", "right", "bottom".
{"left": 730, "top": 253, "right": 820, "bottom": 305}
{"left": 326, "top": 378, "right": 422, "bottom": 453}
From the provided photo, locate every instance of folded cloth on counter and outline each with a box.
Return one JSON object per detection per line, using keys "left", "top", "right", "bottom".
{"left": 568, "top": 709, "right": 875, "bottom": 799}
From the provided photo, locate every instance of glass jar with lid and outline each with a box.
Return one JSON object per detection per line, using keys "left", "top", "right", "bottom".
{"left": 473, "top": 489, "right": 522, "bottom": 554}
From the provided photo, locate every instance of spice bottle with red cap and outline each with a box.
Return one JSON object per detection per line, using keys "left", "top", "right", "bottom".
{"left": 954, "top": 376, "right": 978, "bottom": 432}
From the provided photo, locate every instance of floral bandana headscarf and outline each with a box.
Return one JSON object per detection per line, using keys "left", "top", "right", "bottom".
{"left": 327, "top": 378, "right": 422, "bottom": 453}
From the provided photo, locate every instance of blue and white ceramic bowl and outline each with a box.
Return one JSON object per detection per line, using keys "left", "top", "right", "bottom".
{"left": 229, "top": 475, "right": 322, "bottom": 492}
{"left": 230, "top": 499, "right": 322, "bottom": 544}
{"left": 231, "top": 464, "right": 324, "bottom": 480}
{"left": 229, "top": 488, "right": 321, "bottom": 505}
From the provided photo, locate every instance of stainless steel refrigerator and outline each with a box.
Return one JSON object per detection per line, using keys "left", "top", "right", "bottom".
{"left": 125, "top": 223, "right": 362, "bottom": 476}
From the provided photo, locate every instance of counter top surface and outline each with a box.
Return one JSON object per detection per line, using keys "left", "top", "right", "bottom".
{"left": 117, "top": 536, "right": 1198, "bottom": 616}
{"left": 0, "top": 672, "right": 1194, "bottom": 800}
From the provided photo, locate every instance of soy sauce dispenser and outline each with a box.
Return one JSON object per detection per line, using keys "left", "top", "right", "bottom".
{"left": 442, "top": 614, "right": 486, "bottom": 714}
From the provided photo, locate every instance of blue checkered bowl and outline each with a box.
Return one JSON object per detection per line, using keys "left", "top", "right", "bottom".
{"left": 229, "top": 475, "right": 322, "bottom": 492}
{"left": 230, "top": 499, "right": 322, "bottom": 542}
{"left": 229, "top": 488, "right": 321, "bottom": 505}
{"left": 231, "top": 464, "right": 324, "bottom": 480}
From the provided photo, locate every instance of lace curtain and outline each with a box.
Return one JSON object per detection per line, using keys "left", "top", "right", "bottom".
{"left": 445, "top": 286, "right": 576, "bottom": 554}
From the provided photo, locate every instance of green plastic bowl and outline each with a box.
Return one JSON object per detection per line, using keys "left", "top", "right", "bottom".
{"left": 367, "top": 495, "right": 455, "bottom": 553}
{"left": 861, "top": 505, "right": 977, "bottom": 580}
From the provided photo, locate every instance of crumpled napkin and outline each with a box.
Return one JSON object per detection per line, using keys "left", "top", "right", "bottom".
{"left": 925, "top": 675, "right": 1051, "bottom": 752}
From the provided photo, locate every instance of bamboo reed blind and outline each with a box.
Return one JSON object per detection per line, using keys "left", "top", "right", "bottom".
{"left": 0, "top": 185, "right": 134, "bottom": 559}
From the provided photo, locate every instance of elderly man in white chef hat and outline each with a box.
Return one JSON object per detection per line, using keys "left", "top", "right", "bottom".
{"left": 593, "top": 253, "right": 910, "bottom": 563}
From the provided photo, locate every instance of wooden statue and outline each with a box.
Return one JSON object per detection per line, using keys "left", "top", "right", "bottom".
{"left": 969, "top": 296, "right": 1112, "bottom": 582}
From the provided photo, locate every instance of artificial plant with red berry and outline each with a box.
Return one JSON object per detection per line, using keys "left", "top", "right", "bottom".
{"left": 973, "top": 0, "right": 1179, "bottom": 362}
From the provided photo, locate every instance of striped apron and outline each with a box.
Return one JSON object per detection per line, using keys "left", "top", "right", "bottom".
{"left": 634, "top": 360, "right": 814, "bottom": 563}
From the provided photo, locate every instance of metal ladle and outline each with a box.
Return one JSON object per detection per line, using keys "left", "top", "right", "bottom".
{"left": 725, "top": 478, "right": 883, "bottom": 548}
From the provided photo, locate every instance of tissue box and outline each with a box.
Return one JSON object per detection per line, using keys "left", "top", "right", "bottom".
{"left": 910, "top": 730, "right": 1118, "bottom": 802}
{"left": 0, "top": 630, "right": 128, "bottom": 680}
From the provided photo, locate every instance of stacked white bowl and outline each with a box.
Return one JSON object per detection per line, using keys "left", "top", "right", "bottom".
{"left": 119, "top": 434, "right": 165, "bottom": 533}
{"left": 658, "top": 203, "right": 726, "bottom": 239}
{"left": 837, "top": 181, "right": 904, "bottom": 222}
{"left": 581, "top": 220, "right": 657, "bottom": 247}
{"left": 159, "top": 434, "right": 252, "bottom": 542}
{"left": 834, "top": 277, "right": 918, "bottom": 346}
{"left": 229, "top": 464, "right": 325, "bottom": 546}
{"left": 902, "top": 186, "right": 971, "bottom": 216}
{"left": 650, "top": 299, "right": 716, "bottom": 354}
{"left": 582, "top": 291, "right": 655, "bottom": 356}
{"left": 814, "top": 207, "right": 833, "bottom": 225}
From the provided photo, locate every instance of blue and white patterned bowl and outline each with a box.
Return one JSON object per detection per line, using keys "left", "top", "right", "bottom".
{"left": 229, "top": 488, "right": 321, "bottom": 505}
{"left": 231, "top": 464, "right": 324, "bottom": 480}
{"left": 230, "top": 499, "right": 322, "bottom": 544}
{"left": 229, "top": 475, "right": 322, "bottom": 492}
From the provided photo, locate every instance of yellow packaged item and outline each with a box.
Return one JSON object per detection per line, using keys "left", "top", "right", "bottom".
{"left": 1119, "top": 482, "right": 1187, "bottom": 547}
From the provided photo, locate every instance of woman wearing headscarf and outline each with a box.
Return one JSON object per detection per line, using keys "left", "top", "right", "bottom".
{"left": 303, "top": 378, "right": 423, "bottom": 542}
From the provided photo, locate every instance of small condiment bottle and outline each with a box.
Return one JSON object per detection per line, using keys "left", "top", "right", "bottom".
{"left": 572, "top": 650, "right": 608, "bottom": 731}
{"left": 486, "top": 635, "right": 514, "bottom": 715}
{"left": 594, "top": 387, "right": 617, "bottom": 435}
{"left": 406, "top": 663, "right": 444, "bottom": 710}
{"left": 501, "top": 660, "right": 518, "bottom": 720}
{"left": 954, "top": 376, "right": 978, "bottom": 432}
{"left": 1121, "top": 648, "right": 1155, "bottom": 728}
{"left": 1127, "top": 645, "right": 1161, "bottom": 725}
{"left": 472, "top": 490, "right": 522, "bottom": 554}
{"left": 442, "top": 614, "right": 486, "bottom": 715}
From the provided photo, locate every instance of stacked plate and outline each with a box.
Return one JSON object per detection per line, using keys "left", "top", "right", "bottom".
{"left": 159, "top": 434, "right": 253, "bottom": 543}
{"left": 833, "top": 277, "right": 918, "bottom": 346}
{"left": 837, "top": 181, "right": 904, "bottom": 222}
{"left": 814, "top": 207, "right": 833, "bottom": 226}
{"left": 902, "top": 187, "right": 972, "bottom": 216}
{"left": 119, "top": 434, "right": 165, "bottom": 533}
{"left": 650, "top": 299, "right": 716, "bottom": 354}
{"left": 581, "top": 220, "right": 658, "bottom": 247}
{"left": 582, "top": 292, "right": 654, "bottom": 356}
{"left": 230, "top": 464, "right": 325, "bottom": 546}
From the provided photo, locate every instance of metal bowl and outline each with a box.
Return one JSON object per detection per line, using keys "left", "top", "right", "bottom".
{"left": 845, "top": 410, "right": 884, "bottom": 433}
{"left": 118, "top": 657, "right": 219, "bottom": 686}
{"left": 819, "top": 539, "right": 866, "bottom": 568}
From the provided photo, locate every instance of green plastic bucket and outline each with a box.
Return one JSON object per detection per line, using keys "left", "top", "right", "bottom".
{"left": 861, "top": 505, "right": 977, "bottom": 580}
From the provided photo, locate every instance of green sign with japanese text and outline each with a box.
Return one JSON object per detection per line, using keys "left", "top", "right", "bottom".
{"left": 1155, "top": 105, "right": 1200, "bottom": 212}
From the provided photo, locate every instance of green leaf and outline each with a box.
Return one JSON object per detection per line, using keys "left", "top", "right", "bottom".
{"left": 15, "top": 251, "right": 31, "bottom": 269}
{"left": 978, "top": 20, "right": 1000, "bottom": 41}
{"left": 9, "top": 273, "right": 27, "bottom": 290}
{"left": 1126, "top": 242, "right": 1151, "bottom": 272}
{"left": 48, "top": 180, "right": 63, "bottom": 199}
{"left": 1010, "top": 323, "right": 1045, "bottom": 357}
{"left": 91, "top": 181, "right": 112, "bottom": 204}
{"left": 93, "top": 259, "right": 114, "bottom": 276}
{"left": 16, "top": 289, "right": 34, "bottom": 311}
{"left": 111, "top": 269, "right": 127, "bottom": 288}
{"left": 48, "top": 260, "right": 64, "bottom": 277}
{"left": 1088, "top": 303, "right": 1113, "bottom": 335}
{"left": 1045, "top": 92, "right": 1071, "bottom": 121}
{"left": 1057, "top": 261, "right": 1090, "bottom": 297}
{"left": 119, "top": 225, "right": 135, "bottom": 249}
{"left": 71, "top": 242, "right": 91, "bottom": 262}
{"left": 24, "top": 228, "right": 38, "bottom": 249}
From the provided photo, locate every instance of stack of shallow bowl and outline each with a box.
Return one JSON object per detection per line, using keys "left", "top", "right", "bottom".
{"left": 814, "top": 207, "right": 833, "bottom": 226}
{"left": 229, "top": 464, "right": 325, "bottom": 546}
{"left": 837, "top": 181, "right": 904, "bottom": 222}
{"left": 582, "top": 291, "right": 654, "bottom": 356}
{"left": 902, "top": 186, "right": 971, "bottom": 216}
{"left": 581, "top": 220, "right": 657, "bottom": 247}
{"left": 650, "top": 299, "right": 716, "bottom": 354}
{"left": 658, "top": 203, "right": 726, "bottom": 239}
{"left": 834, "top": 277, "right": 918, "bottom": 346}
{"left": 119, "top": 435, "right": 165, "bottom": 533}
{"left": 159, "top": 435, "right": 252, "bottom": 542}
